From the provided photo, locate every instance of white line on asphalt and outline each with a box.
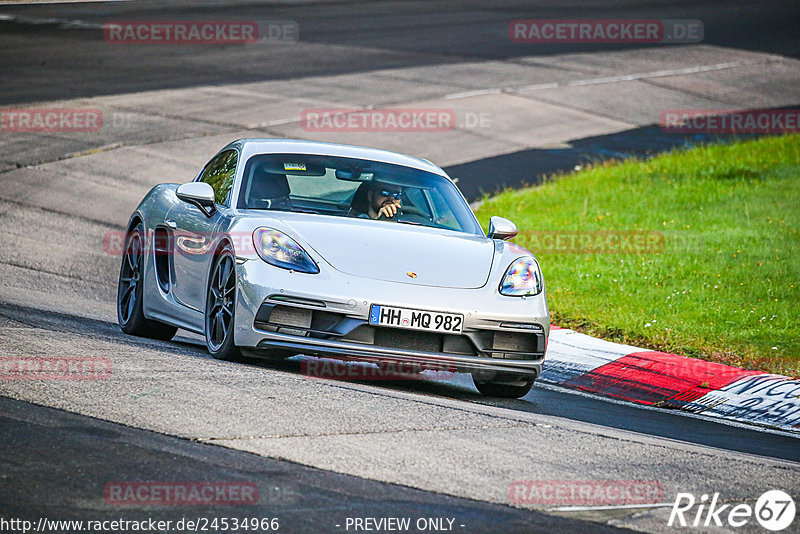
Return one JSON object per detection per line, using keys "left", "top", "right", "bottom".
{"left": 250, "top": 117, "right": 303, "bottom": 128}
{"left": 444, "top": 88, "right": 503, "bottom": 100}
{"left": 548, "top": 503, "right": 674, "bottom": 512}
{"left": 0, "top": 1, "right": 126, "bottom": 5}
{"left": 511, "top": 82, "right": 560, "bottom": 92}
{"left": 566, "top": 62, "right": 747, "bottom": 86}
{"left": 443, "top": 58, "right": 783, "bottom": 100}
{"left": 0, "top": 14, "right": 104, "bottom": 29}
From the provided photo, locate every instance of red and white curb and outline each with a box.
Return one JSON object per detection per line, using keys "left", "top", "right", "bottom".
{"left": 542, "top": 326, "right": 800, "bottom": 433}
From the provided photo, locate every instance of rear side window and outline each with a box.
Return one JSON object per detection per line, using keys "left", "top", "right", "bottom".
{"left": 199, "top": 150, "right": 238, "bottom": 205}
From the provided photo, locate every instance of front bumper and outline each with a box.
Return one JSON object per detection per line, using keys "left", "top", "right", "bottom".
{"left": 234, "top": 258, "right": 549, "bottom": 376}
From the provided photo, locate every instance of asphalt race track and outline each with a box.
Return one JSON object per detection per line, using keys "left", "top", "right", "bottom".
{"left": 1, "top": 1, "right": 799, "bottom": 533}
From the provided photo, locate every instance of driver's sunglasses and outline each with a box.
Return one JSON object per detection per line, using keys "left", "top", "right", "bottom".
{"left": 380, "top": 190, "right": 402, "bottom": 199}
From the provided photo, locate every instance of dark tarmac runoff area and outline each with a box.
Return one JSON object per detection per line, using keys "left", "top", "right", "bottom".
{"left": 0, "top": 0, "right": 798, "bottom": 104}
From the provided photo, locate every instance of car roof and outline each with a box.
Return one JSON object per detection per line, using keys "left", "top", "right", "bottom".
{"left": 223, "top": 138, "right": 448, "bottom": 177}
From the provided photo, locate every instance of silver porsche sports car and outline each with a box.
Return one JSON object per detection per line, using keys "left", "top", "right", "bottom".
{"left": 117, "top": 139, "right": 549, "bottom": 398}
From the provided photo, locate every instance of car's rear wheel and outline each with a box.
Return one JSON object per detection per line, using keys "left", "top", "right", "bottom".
{"left": 205, "top": 244, "right": 242, "bottom": 361}
{"left": 472, "top": 370, "right": 535, "bottom": 399}
{"left": 117, "top": 222, "right": 178, "bottom": 340}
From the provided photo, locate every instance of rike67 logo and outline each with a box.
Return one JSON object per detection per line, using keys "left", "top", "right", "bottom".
{"left": 669, "top": 490, "right": 795, "bottom": 531}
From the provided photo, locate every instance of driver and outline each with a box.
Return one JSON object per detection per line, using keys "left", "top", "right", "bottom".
{"left": 351, "top": 181, "right": 403, "bottom": 220}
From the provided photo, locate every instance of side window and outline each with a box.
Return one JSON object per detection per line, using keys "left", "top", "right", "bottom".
{"left": 199, "top": 150, "right": 238, "bottom": 205}
{"left": 426, "top": 189, "right": 461, "bottom": 231}
{"left": 403, "top": 188, "right": 432, "bottom": 218}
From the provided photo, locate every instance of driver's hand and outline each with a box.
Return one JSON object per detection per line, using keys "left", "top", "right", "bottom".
{"left": 378, "top": 200, "right": 401, "bottom": 219}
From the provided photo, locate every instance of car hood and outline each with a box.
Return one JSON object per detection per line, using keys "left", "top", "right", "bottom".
{"left": 279, "top": 215, "right": 495, "bottom": 288}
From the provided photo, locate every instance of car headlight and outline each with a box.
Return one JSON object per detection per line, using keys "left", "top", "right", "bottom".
{"left": 253, "top": 228, "right": 319, "bottom": 274}
{"left": 500, "top": 256, "right": 543, "bottom": 296}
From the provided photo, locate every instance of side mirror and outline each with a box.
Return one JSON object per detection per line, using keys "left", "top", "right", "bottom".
{"left": 488, "top": 216, "right": 518, "bottom": 240}
{"left": 176, "top": 182, "right": 216, "bottom": 217}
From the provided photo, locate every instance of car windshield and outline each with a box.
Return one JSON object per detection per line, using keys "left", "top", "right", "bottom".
{"left": 237, "top": 153, "right": 483, "bottom": 235}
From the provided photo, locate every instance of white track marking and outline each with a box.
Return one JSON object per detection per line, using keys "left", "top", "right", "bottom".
{"left": 548, "top": 503, "right": 674, "bottom": 512}
{"left": 0, "top": 13, "right": 104, "bottom": 29}
{"left": 444, "top": 88, "right": 503, "bottom": 100}
{"left": 445, "top": 58, "right": 782, "bottom": 99}
{"left": 566, "top": 61, "right": 748, "bottom": 86}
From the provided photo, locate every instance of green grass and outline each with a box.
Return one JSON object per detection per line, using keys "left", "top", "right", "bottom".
{"left": 474, "top": 135, "right": 800, "bottom": 377}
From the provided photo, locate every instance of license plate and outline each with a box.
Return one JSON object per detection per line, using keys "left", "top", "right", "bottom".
{"left": 369, "top": 305, "right": 463, "bottom": 333}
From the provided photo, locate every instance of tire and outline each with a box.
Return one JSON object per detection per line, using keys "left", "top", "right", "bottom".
{"left": 472, "top": 370, "right": 535, "bottom": 399}
{"left": 205, "top": 243, "right": 242, "bottom": 362}
{"left": 117, "top": 222, "right": 178, "bottom": 340}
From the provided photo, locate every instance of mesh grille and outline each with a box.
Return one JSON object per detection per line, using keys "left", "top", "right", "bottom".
{"left": 374, "top": 328, "right": 441, "bottom": 352}
{"left": 268, "top": 305, "right": 312, "bottom": 328}
{"left": 492, "top": 331, "right": 539, "bottom": 352}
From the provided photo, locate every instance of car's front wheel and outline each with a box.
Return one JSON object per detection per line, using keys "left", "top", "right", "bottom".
{"left": 205, "top": 244, "right": 242, "bottom": 361}
{"left": 117, "top": 222, "right": 178, "bottom": 340}
{"left": 472, "top": 370, "right": 535, "bottom": 399}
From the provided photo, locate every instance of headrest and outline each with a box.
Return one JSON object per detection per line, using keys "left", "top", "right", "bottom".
{"left": 248, "top": 166, "right": 290, "bottom": 202}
